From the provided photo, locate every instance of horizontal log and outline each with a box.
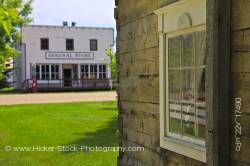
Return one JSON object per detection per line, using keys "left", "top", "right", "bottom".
{"left": 232, "top": 0, "right": 250, "bottom": 31}
{"left": 231, "top": 52, "right": 250, "bottom": 73}
{"left": 231, "top": 136, "right": 250, "bottom": 164}
{"left": 117, "top": 0, "right": 158, "bottom": 25}
{"left": 232, "top": 29, "right": 250, "bottom": 52}
{"left": 118, "top": 75, "right": 159, "bottom": 103}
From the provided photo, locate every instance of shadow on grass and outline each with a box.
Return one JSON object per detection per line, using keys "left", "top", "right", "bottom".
{"left": 63, "top": 117, "right": 118, "bottom": 154}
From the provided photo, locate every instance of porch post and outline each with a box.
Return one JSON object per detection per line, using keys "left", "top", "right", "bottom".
{"left": 39, "top": 65, "right": 42, "bottom": 80}
{"left": 206, "top": 0, "right": 231, "bottom": 165}
{"left": 88, "top": 64, "right": 90, "bottom": 79}
{"left": 97, "top": 64, "right": 99, "bottom": 79}
{"left": 78, "top": 64, "right": 81, "bottom": 79}
{"left": 60, "top": 64, "right": 63, "bottom": 79}
{"left": 78, "top": 64, "right": 81, "bottom": 86}
{"left": 49, "top": 65, "right": 51, "bottom": 80}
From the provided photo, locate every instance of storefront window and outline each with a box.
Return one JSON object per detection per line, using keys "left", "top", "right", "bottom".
{"left": 81, "top": 65, "right": 89, "bottom": 79}
{"left": 90, "top": 64, "right": 98, "bottom": 79}
{"left": 36, "top": 64, "right": 59, "bottom": 80}
{"left": 36, "top": 65, "right": 40, "bottom": 79}
{"left": 51, "top": 65, "right": 59, "bottom": 80}
{"left": 99, "top": 65, "right": 106, "bottom": 79}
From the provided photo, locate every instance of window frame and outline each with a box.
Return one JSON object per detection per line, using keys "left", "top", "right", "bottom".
{"left": 90, "top": 39, "right": 98, "bottom": 51}
{"left": 81, "top": 64, "right": 89, "bottom": 79}
{"left": 66, "top": 38, "right": 74, "bottom": 51}
{"left": 50, "top": 64, "right": 59, "bottom": 80}
{"left": 166, "top": 26, "right": 206, "bottom": 144}
{"left": 89, "top": 64, "right": 98, "bottom": 79}
{"left": 40, "top": 38, "right": 49, "bottom": 50}
{"left": 98, "top": 64, "right": 107, "bottom": 79}
{"left": 36, "top": 65, "right": 41, "bottom": 79}
{"left": 155, "top": 0, "right": 207, "bottom": 162}
{"left": 34, "top": 64, "right": 59, "bottom": 80}
{"left": 159, "top": 25, "right": 206, "bottom": 162}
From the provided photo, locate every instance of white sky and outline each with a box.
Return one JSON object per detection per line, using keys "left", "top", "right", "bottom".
{"left": 31, "top": 0, "right": 116, "bottom": 28}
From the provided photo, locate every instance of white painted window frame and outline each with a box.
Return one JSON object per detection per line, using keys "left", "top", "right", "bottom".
{"left": 35, "top": 64, "right": 59, "bottom": 80}
{"left": 98, "top": 64, "right": 107, "bottom": 79}
{"left": 80, "top": 64, "right": 89, "bottom": 79}
{"left": 155, "top": 0, "right": 206, "bottom": 162}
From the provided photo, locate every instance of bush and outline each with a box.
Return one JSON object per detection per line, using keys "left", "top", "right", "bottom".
{"left": 0, "top": 77, "right": 9, "bottom": 88}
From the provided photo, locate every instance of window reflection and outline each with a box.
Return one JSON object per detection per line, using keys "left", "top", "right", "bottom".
{"left": 167, "top": 30, "right": 206, "bottom": 140}
{"left": 169, "top": 37, "right": 181, "bottom": 68}
{"left": 182, "top": 34, "right": 194, "bottom": 67}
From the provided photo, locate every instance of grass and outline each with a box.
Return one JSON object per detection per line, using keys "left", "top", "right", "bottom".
{"left": 0, "top": 101, "right": 118, "bottom": 166}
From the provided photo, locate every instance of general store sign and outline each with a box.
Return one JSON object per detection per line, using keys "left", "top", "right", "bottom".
{"left": 45, "top": 52, "right": 94, "bottom": 59}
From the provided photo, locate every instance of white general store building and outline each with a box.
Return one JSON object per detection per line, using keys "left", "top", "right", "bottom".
{"left": 15, "top": 23, "right": 114, "bottom": 91}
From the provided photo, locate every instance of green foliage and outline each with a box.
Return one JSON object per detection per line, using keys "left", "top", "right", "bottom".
{"left": 106, "top": 48, "right": 117, "bottom": 80}
{"left": 0, "top": 76, "right": 8, "bottom": 88}
{"left": 0, "top": 0, "right": 32, "bottom": 79}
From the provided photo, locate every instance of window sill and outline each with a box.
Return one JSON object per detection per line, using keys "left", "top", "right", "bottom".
{"left": 160, "top": 136, "right": 206, "bottom": 162}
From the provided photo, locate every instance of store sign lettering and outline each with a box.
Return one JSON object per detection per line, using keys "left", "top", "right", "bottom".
{"left": 46, "top": 52, "right": 94, "bottom": 59}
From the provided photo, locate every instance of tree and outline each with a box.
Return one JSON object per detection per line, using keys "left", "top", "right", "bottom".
{"left": 0, "top": 0, "right": 32, "bottom": 79}
{"left": 106, "top": 48, "right": 117, "bottom": 80}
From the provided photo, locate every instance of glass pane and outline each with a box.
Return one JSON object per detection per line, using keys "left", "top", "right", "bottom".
{"left": 46, "top": 65, "right": 49, "bottom": 72}
{"left": 169, "top": 101, "right": 182, "bottom": 134}
{"left": 51, "top": 65, "right": 55, "bottom": 72}
{"left": 197, "top": 104, "right": 206, "bottom": 138}
{"left": 99, "top": 65, "right": 103, "bottom": 72}
{"left": 168, "top": 37, "right": 181, "bottom": 68}
{"left": 42, "top": 74, "right": 45, "bottom": 79}
{"left": 167, "top": 31, "right": 206, "bottom": 140}
{"left": 182, "top": 103, "right": 195, "bottom": 137}
{"left": 196, "top": 68, "right": 205, "bottom": 103}
{"left": 46, "top": 73, "right": 49, "bottom": 79}
{"left": 51, "top": 73, "right": 55, "bottom": 79}
{"left": 196, "top": 68, "right": 206, "bottom": 139}
{"left": 182, "top": 34, "right": 194, "bottom": 67}
{"left": 36, "top": 73, "right": 40, "bottom": 79}
{"left": 103, "top": 65, "right": 106, "bottom": 72}
{"left": 195, "top": 31, "right": 206, "bottom": 66}
{"left": 90, "top": 40, "right": 97, "bottom": 50}
{"left": 42, "top": 65, "right": 45, "bottom": 72}
{"left": 94, "top": 65, "right": 97, "bottom": 72}
{"left": 36, "top": 65, "right": 40, "bottom": 72}
{"left": 55, "top": 65, "right": 59, "bottom": 72}
{"left": 85, "top": 65, "right": 88, "bottom": 72}
{"left": 169, "top": 70, "right": 181, "bottom": 101}
{"left": 182, "top": 69, "right": 195, "bottom": 103}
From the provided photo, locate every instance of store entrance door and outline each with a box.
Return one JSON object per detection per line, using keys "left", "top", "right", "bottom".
{"left": 63, "top": 69, "right": 72, "bottom": 87}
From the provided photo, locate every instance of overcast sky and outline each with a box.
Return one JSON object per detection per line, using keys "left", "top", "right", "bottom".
{"left": 30, "top": 0, "right": 116, "bottom": 28}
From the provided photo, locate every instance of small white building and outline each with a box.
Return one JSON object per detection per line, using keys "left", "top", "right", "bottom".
{"left": 15, "top": 23, "right": 114, "bottom": 91}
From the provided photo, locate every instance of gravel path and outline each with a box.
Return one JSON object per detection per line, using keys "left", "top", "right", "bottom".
{"left": 0, "top": 91, "right": 117, "bottom": 105}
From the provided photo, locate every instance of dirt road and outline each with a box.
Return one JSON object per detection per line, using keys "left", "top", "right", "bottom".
{"left": 0, "top": 91, "right": 117, "bottom": 105}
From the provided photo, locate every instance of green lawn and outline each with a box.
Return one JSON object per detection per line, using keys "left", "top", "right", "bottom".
{"left": 0, "top": 101, "right": 118, "bottom": 166}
